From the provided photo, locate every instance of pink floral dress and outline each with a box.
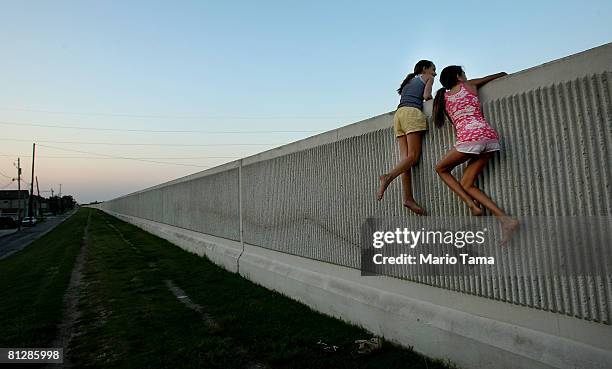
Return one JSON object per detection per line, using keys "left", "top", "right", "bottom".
{"left": 444, "top": 83, "right": 500, "bottom": 154}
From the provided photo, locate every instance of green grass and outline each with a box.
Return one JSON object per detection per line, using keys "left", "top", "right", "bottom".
{"left": 0, "top": 209, "right": 86, "bottom": 347}
{"left": 0, "top": 208, "right": 456, "bottom": 369}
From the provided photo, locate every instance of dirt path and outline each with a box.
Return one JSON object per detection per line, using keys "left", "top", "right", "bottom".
{"left": 50, "top": 212, "right": 90, "bottom": 368}
{"left": 164, "top": 279, "right": 269, "bottom": 369}
{"left": 164, "top": 279, "right": 219, "bottom": 330}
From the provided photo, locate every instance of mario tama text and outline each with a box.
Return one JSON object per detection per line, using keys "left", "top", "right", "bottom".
{"left": 370, "top": 228, "right": 493, "bottom": 265}
{"left": 373, "top": 252, "right": 493, "bottom": 265}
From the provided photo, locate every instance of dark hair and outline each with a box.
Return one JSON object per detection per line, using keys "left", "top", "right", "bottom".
{"left": 432, "top": 65, "right": 464, "bottom": 127}
{"left": 397, "top": 60, "right": 434, "bottom": 95}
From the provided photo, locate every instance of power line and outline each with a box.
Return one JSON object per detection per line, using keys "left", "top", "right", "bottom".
{"left": 0, "top": 120, "right": 324, "bottom": 134}
{"left": 0, "top": 138, "right": 284, "bottom": 147}
{"left": 0, "top": 152, "right": 14, "bottom": 179}
{"left": 0, "top": 107, "right": 362, "bottom": 120}
{"left": 37, "top": 144, "right": 213, "bottom": 168}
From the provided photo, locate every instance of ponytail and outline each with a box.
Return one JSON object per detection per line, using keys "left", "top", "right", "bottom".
{"left": 397, "top": 73, "right": 416, "bottom": 94}
{"left": 433, "top": 65, "right": 465, "bottom": 127}
{"left": 397, "top": 59, "right": 434, "bottom": 95}
{"left": 432, "top": 88, "right": 447, "bottom": 127}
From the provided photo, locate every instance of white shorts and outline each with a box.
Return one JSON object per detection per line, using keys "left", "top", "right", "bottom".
{"left": 455, "top": 139, "right": 501, "bottom": 154}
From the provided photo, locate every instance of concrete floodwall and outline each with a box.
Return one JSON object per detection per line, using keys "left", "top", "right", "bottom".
{"left": 106, "top": 164, "right": 241, "bottom": 241}
{"left": 94, "top": 43, "right": 612, "bottom": 369}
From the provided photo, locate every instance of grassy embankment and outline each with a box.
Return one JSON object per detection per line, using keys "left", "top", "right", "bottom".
{"left": 0, "top": 208, "right": 455, "bottom": 369}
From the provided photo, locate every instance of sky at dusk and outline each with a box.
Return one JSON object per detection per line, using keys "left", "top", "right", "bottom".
{"left": 1, "top": 1, "right": 610, "bottom": 203}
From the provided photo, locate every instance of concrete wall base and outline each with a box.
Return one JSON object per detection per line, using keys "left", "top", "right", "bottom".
{"left": 103, "top": 210, "right": 612, "bottom": 369}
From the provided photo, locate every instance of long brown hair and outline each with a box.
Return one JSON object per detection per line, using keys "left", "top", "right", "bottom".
{"left": 397, "top": 60, "right": 434, "bottom": 94}
{"left": 432, "top": 65, "right": 464, "bottom": 127}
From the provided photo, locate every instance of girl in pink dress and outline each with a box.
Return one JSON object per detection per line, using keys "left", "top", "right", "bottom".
{"left": 432, "top": 65, "right": 519, "bottom": 246}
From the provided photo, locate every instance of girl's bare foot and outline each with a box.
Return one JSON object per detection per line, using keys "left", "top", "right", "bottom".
{"left": 376, "top": 174, "right": 391, "bottom": 200}
{"left": 403, "top": 200, "right": 425, "bottom": 215}
{"left": 469, "top": 203, "right": 484, "bottom": 216}
{"left": 500, "top": 217, "right": 520, "bottom": 247}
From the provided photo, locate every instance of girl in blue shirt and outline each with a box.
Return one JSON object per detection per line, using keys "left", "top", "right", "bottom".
{"left": 377, "top": 60, "right": 435, "bottom": 214}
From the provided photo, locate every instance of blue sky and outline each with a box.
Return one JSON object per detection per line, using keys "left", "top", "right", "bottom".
{"left": 0, "top": 1, "right": 610, "bottom": 202}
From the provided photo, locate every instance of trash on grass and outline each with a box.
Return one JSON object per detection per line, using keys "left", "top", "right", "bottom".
{"left": 355, "top": 336, "right": 382, "bottom": 354}
{"left": 316, "top": 339, "right": 340, "bottom": 353}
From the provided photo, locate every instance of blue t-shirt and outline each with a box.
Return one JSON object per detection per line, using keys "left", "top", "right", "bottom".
{"left": 397, "top": 74, "right": 426, "bottom": 110}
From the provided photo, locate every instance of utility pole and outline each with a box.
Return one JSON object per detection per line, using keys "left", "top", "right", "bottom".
{"left": 36, "top": 176, "right": 42, "bottom": 219}
{"left": 17, "top": 158, "right": 22, "bottom": 231}
{"left": 28, "top": 143, "right": 36, "bottom": 222}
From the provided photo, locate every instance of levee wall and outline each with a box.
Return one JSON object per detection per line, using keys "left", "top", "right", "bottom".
{"left": 92, "top": 43, "right": 612, "bottom": 369}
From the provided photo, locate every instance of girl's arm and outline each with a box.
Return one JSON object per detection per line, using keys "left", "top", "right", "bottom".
{"left": 423, "top": 74, "right": 434, "bottom": 100}
{"left": 468, "top": 72, "right": 508, "bottom": 89}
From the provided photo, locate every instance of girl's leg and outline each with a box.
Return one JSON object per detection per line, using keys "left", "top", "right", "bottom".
{"left": 460, "top": 152, "right": 519, "bottom": 246}
{"left": 377, "top": 134, "right": 416, "bottom": 200}
{"left": 377, "top": 133, "right": 423, "bottom": 210}
{"left": 435, "top": 148, "right": 484, "bottom": 216}
{"left": 399, "top": 133, "right": 424, "bottom": 214}
{"left": 459, "top": 153, "right": 503, "bottom": 216}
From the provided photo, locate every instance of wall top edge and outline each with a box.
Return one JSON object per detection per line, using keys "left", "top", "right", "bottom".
{"left": 479, "top": 42, "right": 612, "bottom": 100}
{"left": 109, "top": 160, "right": 241, "bottom": 201}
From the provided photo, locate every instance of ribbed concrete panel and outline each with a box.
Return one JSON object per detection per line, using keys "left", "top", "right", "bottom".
{"left": 480, "top": 72, "right": 612, "bottom": 217}
{"left": 241, "top": 71, "right": 612, "bottom": 323}
{"left": 103, "top": 169, "right": 240, "bottom": 241}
